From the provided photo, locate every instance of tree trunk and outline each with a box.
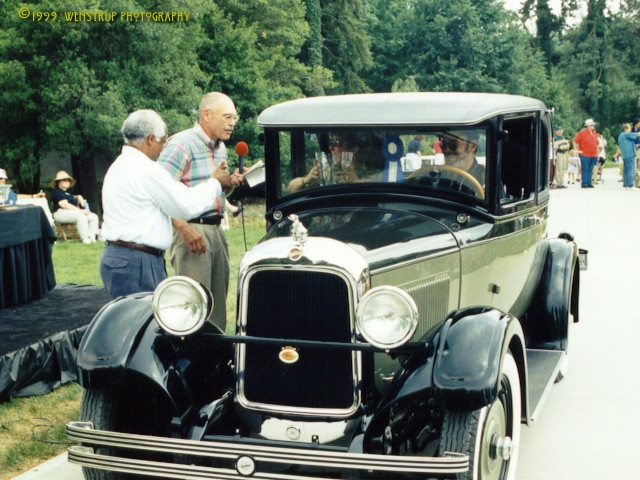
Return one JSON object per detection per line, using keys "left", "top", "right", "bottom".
{"left": 71, "top": 154, "right": 102, "bottom": 221}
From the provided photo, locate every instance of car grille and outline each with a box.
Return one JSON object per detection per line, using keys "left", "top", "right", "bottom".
{"left": 241, "top": 269, "right": 356, "bottom": 411}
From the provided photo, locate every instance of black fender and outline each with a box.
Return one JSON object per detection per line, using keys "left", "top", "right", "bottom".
{"left": 362, "top": 307, "right": 526, "bottom": 450}
{"left": 77, "top": 293, "right": 234, "bottom": 416}
{"left": 522, "top": 235, "right": 579, "bottom": 350}
{"left": 76, "top": 293, "right": 156, "bottom": 388}
{"left": 432, "top": 307, "right": 526, "bottom": 412}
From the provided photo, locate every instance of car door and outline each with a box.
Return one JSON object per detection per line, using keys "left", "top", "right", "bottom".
{"left": 492, "top": 113, "right": 548, "bottom": 317}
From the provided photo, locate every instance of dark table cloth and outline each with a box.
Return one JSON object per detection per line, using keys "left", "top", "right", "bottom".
{"left": 0, "top": 205, "right": 56, "bottom": 309}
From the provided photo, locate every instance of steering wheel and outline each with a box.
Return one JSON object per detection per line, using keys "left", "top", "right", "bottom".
{"left": 407, "top": 165, "right": 485, "bottom": 199}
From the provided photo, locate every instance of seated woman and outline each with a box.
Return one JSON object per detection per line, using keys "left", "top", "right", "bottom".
{"left": 51, "top": 170, "right": 100, "bottom": 244}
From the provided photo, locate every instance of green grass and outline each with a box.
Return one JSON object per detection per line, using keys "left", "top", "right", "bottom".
{"left": 0, "top": 201, "right": 266, "bottom": 479}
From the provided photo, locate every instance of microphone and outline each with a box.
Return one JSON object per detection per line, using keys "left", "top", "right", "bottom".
{"left": 235, "top": 141, "right": 249, "bottom": 172}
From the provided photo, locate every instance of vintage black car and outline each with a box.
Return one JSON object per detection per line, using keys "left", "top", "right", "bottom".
{"left": 67, "top": 92, "right": 584, "bottom": 480}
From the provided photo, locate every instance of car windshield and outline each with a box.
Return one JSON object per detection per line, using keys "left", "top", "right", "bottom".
{"left": 273, "top": 127, "right": 489, "bottom": 203}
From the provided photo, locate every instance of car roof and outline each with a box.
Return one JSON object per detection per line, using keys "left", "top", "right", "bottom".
{"left": 258, "top": 92, "right": 548, "bottom": 128}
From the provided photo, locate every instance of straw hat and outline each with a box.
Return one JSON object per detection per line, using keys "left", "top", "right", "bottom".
{"left": 0, "top": 168, "right": 7, "bottom": 179}
{"left": 51, "top": 170, "right": 76, "bottom": 188}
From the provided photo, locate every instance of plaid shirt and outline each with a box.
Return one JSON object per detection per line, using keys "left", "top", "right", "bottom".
{"left": 158, "top": 123, "right": 227, "bottom": 213}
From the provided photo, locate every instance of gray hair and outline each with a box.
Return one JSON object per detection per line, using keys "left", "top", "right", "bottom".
{"left": 121, "top": 109, "right": 167, "bottom": 146}
{"left": 199, "top": 92, "right": 231, "bottom": 116}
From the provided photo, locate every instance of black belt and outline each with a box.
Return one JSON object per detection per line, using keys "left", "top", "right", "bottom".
{"left": 106, "top": 240, "right": 164, "bottom": 257}
{"left": 188, "top": 215, "right": 223, "bottom": 226}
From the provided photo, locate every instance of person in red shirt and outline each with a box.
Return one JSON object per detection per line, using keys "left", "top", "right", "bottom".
{"left": 573, "top": 118, "right": 600, "bottom": 188}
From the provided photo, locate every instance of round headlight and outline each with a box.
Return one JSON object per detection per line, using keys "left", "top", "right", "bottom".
{"left": 356, "top": 286, "right": 418, "bottom": 349}
{"left": 152, "top": 276, "right": 212, "bottom": 336}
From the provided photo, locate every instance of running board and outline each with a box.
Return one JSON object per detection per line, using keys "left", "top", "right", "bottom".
{"left": 526, "top": 349, "right": 566, "bottom": 421}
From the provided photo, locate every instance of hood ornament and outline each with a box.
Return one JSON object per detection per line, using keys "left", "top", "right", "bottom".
{"left": 288, "top": 214, "right": 308, "bottom": 244}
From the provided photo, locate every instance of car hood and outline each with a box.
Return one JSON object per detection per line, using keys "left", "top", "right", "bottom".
{"left": 265, "top": 208, "right": 460, "bottom": 271}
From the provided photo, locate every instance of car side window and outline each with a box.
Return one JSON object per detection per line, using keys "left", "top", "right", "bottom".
{"left": 500, "top": 115, "right": 537, "bottom": 203}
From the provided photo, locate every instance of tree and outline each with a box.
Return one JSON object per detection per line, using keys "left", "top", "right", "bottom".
{"left": 203, "top": 0, "right": 334, "bottom": 162}
{"left": 361, "top": 0, "right": 412, "bottom": 93}
{"left": 0, "top": 0, "right": 210, "bottom": 213}
{"left": 320, "top": 0, "right": 372, "bottom": 93}
{"left": 301, "top": 0, "right": 325, "bottom": 95}
{"left": 363, "top": 0, "right": 550, "bottom": 95}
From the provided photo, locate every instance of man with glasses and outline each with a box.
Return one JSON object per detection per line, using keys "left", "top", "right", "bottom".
{"left": 100, "top": 109, "right": 228, "bottom": 299}
{"left": 158, "top": 92, "right": 244, "bottom": 332}
{"left": 441, "top": 130, "right": 485, "bottom": 185}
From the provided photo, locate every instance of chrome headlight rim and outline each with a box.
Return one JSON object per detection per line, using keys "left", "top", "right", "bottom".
{"left": 356, "top": 285, "right": 419, "bottom": 349}
{"left": 152, "top": 276, "right": 212, "bottom": 336}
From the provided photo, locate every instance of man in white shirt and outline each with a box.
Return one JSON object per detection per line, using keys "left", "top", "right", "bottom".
{"left": 99, "top": 109, "right": 239, "bottom": 299}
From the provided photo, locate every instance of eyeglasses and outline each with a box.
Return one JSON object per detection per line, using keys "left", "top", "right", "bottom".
{"left": 441, "top": 134, "right": 476, "bottom": 150}
{"left": 329, "top": 138, "right": 342, "bottom": 147}
{"left": 222, "top": 113, "right": 240, "bottom": 122}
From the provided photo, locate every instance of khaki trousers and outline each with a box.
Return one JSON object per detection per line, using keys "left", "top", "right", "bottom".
{"left": 169, "top": 223, "right": 229, "bottom": 332}
{"left": 554, "top": 152, "right": 568, "bottom": 186}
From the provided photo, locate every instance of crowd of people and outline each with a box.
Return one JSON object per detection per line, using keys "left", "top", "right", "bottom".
{"left": 549, "top": 117, "right": 640, "bottom": 190}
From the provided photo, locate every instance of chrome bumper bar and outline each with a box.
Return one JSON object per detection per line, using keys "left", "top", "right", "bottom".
{"left": 67, "top": 421, "right": 469, "bottom": 479}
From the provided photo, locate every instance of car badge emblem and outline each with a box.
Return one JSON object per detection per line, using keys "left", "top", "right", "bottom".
{"left": 236, "top": 455, "right": 256, "bottom": 476}
{"left": 288, "top": 246, "right": 303, "bottom": 261}
{"left": 279, "top": 346, "right": 299, "bottom": 364}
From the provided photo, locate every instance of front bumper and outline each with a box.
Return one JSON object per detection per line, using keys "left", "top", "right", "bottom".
{"left": 67, "top": 421, "right": 468, "bottom": 479}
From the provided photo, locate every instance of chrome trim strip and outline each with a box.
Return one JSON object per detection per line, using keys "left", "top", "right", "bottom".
{"left": 67, "top": 422, "right": 468, "bottom": 475}
{"left": 68, "top": 446, "right": 340, "bottom": 480}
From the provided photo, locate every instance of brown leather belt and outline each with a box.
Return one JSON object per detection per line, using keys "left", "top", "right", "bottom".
{"left": 188, "top": 215, "right": 223, "bottom": 226}
{"left": 106, "top": 240, "right": 164, "bottom": 257}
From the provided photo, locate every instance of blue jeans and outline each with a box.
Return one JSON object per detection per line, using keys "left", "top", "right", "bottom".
{"left": 623, "top": 156, "right": 636, "bottom": 187}
{"left": 579, "top": 155, "right": 597, "bottom": 186}
{"left": 100, "top": 243, "right": 166, "bottom": 299}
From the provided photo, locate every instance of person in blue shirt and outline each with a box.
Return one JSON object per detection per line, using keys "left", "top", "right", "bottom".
{"left": 1, "top": 168, "right": 47, "bottom": 204}
{"left": 632, "top": 118, "right": 640, "bottom": 188}
{"left": 617, "top": 123, "right": 640, "bottom": 189}
{"left": 0, "top": 168, "right": 17, "bottom": 204}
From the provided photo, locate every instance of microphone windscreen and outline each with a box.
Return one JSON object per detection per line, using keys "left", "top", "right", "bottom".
{"left": 235, "top": 141, "right": 249, "bottom": 156}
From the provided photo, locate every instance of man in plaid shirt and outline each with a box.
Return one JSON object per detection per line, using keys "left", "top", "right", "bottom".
{"left": 158, "top": 92, "right": 244, "bottom": 331}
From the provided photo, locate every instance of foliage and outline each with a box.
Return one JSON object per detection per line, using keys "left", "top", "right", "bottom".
{"left": 320, "top": 0, "right": 372, "bottom": 93}
{"left": 302, "top": 0, "right": 323, "bottom": 68}
{"left": 364, "top": 0, "right": 550, "bottom": 96}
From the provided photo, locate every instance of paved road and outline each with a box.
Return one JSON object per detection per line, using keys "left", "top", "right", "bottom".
{"left": 518, "top": 168, "right": 640, "bottom": 478}
{"left": 14, "top": 168, "right": 639, "bottom": 479}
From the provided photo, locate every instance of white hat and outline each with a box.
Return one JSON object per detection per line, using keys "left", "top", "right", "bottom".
{"left": 0, "top": 168, "right": 7, "bottom": 179}
{"left": 584, "top": 118, "right": 596, "bottom": 126}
